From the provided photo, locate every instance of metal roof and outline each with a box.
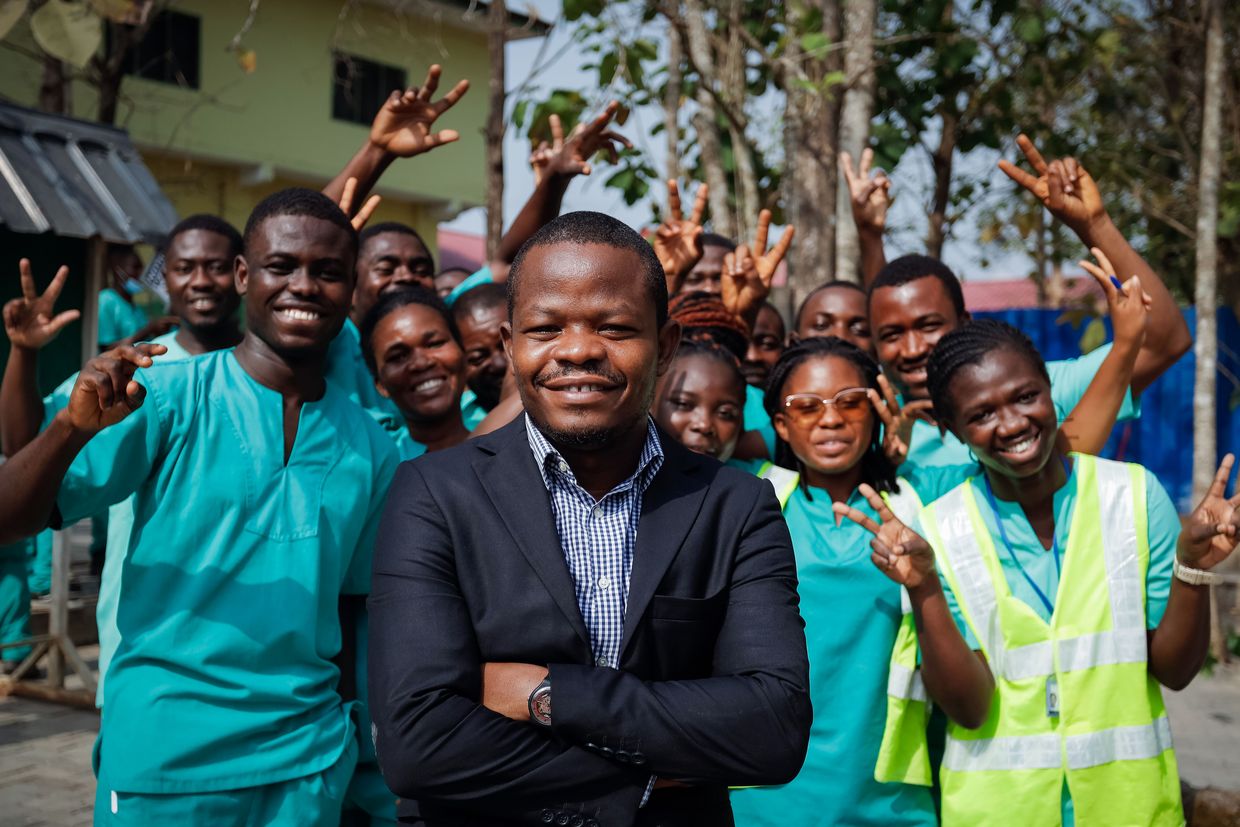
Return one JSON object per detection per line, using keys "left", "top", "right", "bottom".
{"left": 0, "top": 101, "right": 178, "bottom": 246}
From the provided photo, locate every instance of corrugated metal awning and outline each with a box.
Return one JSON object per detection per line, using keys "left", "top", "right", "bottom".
{"left": 0, "top": 101, "right": 177, "bottom": 246}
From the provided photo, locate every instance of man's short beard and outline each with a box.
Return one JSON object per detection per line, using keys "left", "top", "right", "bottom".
{"left": 533, "top": 417, "right": 618, "bottom": 450}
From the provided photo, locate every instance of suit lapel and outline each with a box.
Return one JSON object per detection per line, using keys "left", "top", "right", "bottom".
{"left": 473, "top": 421, "right": 592, "bottom": 652}
{"left": 621, "top": 441, "right": 708, "bottom": 658}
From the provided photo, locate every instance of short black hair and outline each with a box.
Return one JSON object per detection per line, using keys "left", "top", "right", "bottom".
{"left": 453, "top": 281, "right": 507, "bottom": 321}
{"left": 507, "top": 211, "right": 668, "bottom": 329}
{"left": 701, "top": 232, "right": 737, "bottom": 252}
{"left": 926, "top": 319, "right": 1049, "bottom": 427}
{"left": 868, "top": 254, "right": 967, "bottom": 319}
{"left": 669, "top": 336, "right": 746, "bottom": 402}
{"left": 794, "top": 280, "right": 865, "bottom": 330}
{"left": 359, "top": 221, "right": 430, "bottom": 257}
{"left": 436, "top": 266, "right": 473, "bottom": 279}
{"left": 757, "top": 300, "right": 787, "bottom": 339}
{"left": 763, "top": 336, "right": 899, "bottom": 497}
{"left": 359, "top": 286, "right": 461, "bottom": 377}
{"left": 162, "top": 214, "right": 243, "bottom": 259}
{"left": 242, "top": 187, "right": 357, "bottom": 258}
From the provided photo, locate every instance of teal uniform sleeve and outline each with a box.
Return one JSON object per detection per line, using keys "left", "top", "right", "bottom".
{"left": 97, "top": 289, "right": 146, "bottom": 347}
{"left": 916, "top": 514, "right": 982, "bottom": 651}
{"left": 902, "top": 463, "right": 976, "bottom": 505}
{"left": 743, "top": 384, "right": 777, "bottom": 458}
{"left": 1047, "top": 342, "right": 1140, "bottom": 423}
{"left": 55, "top": 371, "right": 165, "bottom": 526}
{"left": 40, "top": 373, "right": 78, "bottom": 428}
{"left": 1142, "top": 468, "right": 1178, "bottom": 629}
{"left": 342, "top": 440, "right": 400, "bottom": 595}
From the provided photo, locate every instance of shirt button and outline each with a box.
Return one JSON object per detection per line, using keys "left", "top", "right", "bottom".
{"left": 592, "top": 506, "right": 603, "bottom": 519}
{"left": 598, "top": 575, "right": 612, "bottom": 590}
{"left": 558, "top": 460, "right": 570, "bottom": 473}
{"left": 596, "top": 655, "right": 609, "bottom": 667}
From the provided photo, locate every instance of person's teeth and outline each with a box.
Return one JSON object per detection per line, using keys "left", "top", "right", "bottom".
{"left": 190, "top": 298, "right": 214, "bottom": 309}
{"left": 1006, "top": 436, "right": 1036, "bottom": 454}
{"left": 414, "top": 378, "right": 444, "bottom": 392}
{"left": 281, "top": 309, "right": 319, "bottom": 321}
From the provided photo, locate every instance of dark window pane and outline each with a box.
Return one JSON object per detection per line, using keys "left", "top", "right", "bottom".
{"left": 124, "top": 12, "right": 201, "bottom": 89}
{"left": 332, "top": 53, "right": 406, "bottom": 126}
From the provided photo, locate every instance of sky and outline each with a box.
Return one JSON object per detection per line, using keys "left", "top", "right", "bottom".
{"left": 442, "top": 0, "right": 1036, "bottom": 282}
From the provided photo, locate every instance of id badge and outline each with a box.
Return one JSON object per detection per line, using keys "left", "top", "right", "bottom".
{"left": 1045, "top": 676, "right": 1060, "bottom": 717}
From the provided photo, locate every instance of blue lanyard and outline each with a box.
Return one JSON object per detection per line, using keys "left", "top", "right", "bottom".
{"left": 980, "top": 457, "right": 1071, "bottom": 617}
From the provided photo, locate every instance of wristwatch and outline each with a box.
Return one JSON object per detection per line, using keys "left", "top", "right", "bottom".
{"left": 1174, "top": 559, "right": 1220, "bottom": 586}
{"left": 528, "top": 677, "right": 552, "bottom": 727}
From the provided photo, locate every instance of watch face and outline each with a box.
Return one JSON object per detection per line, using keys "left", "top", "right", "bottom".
{"left": 533, "top": 687, "right": 552, "bottom": 724}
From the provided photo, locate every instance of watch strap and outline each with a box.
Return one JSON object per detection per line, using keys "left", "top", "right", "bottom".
{"left": 1174, "top": 559, "right": 1220, "bottom": 586}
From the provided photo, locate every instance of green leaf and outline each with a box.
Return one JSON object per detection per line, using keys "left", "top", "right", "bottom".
{"left": 562, "top": 0, "right": 604, "bottom": 21}
{"left": 1079, "top": 317, "right": 1107, "bottom": 353}
{"left": 512, "top": 99, "right": 528, "bottom": 130}
{"left": 1016, "top": 14, "right": 1044, "bottom": 44}
{"left": 31, "top": 0, "right": 102, "bottom": 68}
{"left": 598, "top": 51, "right": 618, "bottom": 86}
{"left": 0, "top": 0, "right": 28, "bottom": 41}
{"left": 799, "top": 32, "right": 830, "bottom": 54}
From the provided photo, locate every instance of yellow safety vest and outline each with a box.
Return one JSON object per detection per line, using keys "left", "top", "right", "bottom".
{"left": 886, "top": 454, "right": 1182, "bottom": 826}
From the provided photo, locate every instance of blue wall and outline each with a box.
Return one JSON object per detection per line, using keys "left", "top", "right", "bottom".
{"left": 975, "top": 307, "right": 1239, "bottom": 511}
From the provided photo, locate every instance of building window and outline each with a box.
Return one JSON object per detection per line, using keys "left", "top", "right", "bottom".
{"left": 333, "top": 53, "right": 406, "bottom": 126}
{"left": 124, "top": 11, "right": 201, "bottom": 89}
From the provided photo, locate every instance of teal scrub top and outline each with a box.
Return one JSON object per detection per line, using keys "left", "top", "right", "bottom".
{"left": 325, "top": 318, "right": 403, "bottom": 419}
{"left": 917, "top": 460, "right": 1178, "bottom": 827}
{"left": 907, "top": 343, "right": 1140, "bottom": 468}
{"left": 460, "top": 388, "right": 489, "bottom": 431}
{"left": 730, "top": 467, "right": 968, "bottom": 826}
{"left": 97, "top": 288, "right": 150, "bottom": 347}
{"left": 743, "top": 384, "right": 776, "bottom": 459}
{"left": 55, "top": 349, "right": 399, "bottom": 794}
{"left": 367, "top": 410, "right": 429, "bottom": 463}
{"left": 41, "top": 330, "right": 192, "bottom": 704}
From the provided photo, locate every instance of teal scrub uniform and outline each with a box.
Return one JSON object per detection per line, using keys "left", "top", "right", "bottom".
{"left": 97, "top": 287, "right": 149, "bottom": 347}
{"left": 40, "top": 330, "right": 192, "bottom": 704}
{"left": 53, "top": 349, "right": 398, "bottom": 819}
{"left": 743, "top": 383, "right": 777, "bottom": 459}
{"left": 459, "top": 388, "right": 488, "bottom": 431}
{"left": 26, "top": 530, "right": 51, "bottom": 595}
{"left": 326, "top": 318, "right": 403, "bottom": 419}
{"left": 923, "top": 459, "right": 1178, "bottom": 827}
{"left": 0, "top": 539, "right": 34, "bottom": 664}
{"left": 906, "top": 343, "right": 1140, "bottom": 468}
{"left": 730, "top": 465, "right": 969, "bottom": 826}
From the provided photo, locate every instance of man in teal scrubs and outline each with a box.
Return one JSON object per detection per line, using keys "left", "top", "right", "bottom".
{"left": 865, "top": 140, "right": 1192, "bottom": 469}
{"left": 0, "top": 189, "right": 399, "bottom": 826}
{"left": 98, "top": 244, "right": 174, "bottom": 349}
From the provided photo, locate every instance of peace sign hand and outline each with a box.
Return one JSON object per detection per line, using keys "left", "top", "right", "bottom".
{"left": 869, "top": 373, "right": 934, "bottom": 466}
{"left": 653, "top": 180, "right": 707, "bottom": 294}
{"left": 1078, "top": 246, "right": 1151, "bottom": 354}
{"left": 834, "top": 483, "right": 938, "bottom": 589}
{"left": 998, "top": 135, "right": 1108, "bottom": 240}
{"left": 721, "top": 210, "right": 795, "bottom": 327}
{"left": 839, "top": 148, "right": 891, "bottom": 235}
{"left": 337, "top": 177, "right": 381, "bottom": 231}
{"left": 3, "top": 259, "right": 81, "bottom": 351}
{"left": 543, "top": 103, "right": 632, "bottom": 183}
{"left": 369, "top": 65, "right": 470, "bottom": 158}
{"left": 1178, "top": 454, "right": 1240, "bottom": 572}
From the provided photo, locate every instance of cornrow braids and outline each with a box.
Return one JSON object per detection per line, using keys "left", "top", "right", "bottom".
{"left": 926, "top": 319, "right": 1050, "bottom": 427}
{"left": 669, "top": 291, "right": 750, "bottom": 360}
{"left": 672, "top": 334, "right": 747, "bottom": 402}
{"left": 763, "top": 336, "right": 899, "bottom": 497}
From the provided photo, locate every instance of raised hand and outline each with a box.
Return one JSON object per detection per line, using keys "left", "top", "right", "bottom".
{"left": 839, "top": 148, "right": 891, "bottom": 235}
{"left": 869, "top": 374, "right": 934, "bottom": 466}
{"left": 1177, "top": 454, "right": 1240, "bottom": 572}
{"left": 653, "top": 180, "right": 707, "bottom": 294}
{"left": 3, "top": 259, "right": 80, "bottom": 351}
{"left": 833, "top": 483, "right": 937, "bottom": 589}
{"left": 65, "top": 343, "right": 166, "bottom": 434}
{"left": 337, "top": 176, "right": 381, "bottom": 230}
{"left": 1078, "top": 246, "right": 1152, "bottom": 353}
{"left": 369, "top": 64, "right": 470, "bottom": 158}
{"left": 721, "top": 209, "right": 795, "bottom": 327}
{"left": 532, "top": 105, "right": 632, "bottom": 186}
{"left": 998, "top": 134, "right": 1108, "bottom": 240}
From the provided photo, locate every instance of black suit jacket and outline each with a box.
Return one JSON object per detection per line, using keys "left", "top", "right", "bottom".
{"left": 368, "top": 418, "right": 811, "bottom": 826}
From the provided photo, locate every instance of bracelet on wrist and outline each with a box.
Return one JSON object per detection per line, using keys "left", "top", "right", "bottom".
{"left": 1173, "top": 558, "right": 1219, "bottom": 586}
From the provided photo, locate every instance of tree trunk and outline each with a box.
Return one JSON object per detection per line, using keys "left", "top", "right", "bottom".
{"left": 484, "top": 0, "right": 507, "bottom": 259}
{"left": 38, "top": 55, "right": 69, "bottom": 115}
{"left": 925, "top": 108, "right": 957, "bottom": 259}
{"left": 783, "top": 0, "right": 842, "bottom": 304}
{"left": 722, "top": 0, "right": 758, "bottom": 242}
{"left": 683, "top": 0, "right": 734, "bottom": 239}
{"left": 1193, "top": 0, "right": 1226, "bottom": 664}
{"left": 833, "top": 0, "right": 876, "bottom": 283}
{"left": 664, "top": 19, "right": 683, "bottom": 183}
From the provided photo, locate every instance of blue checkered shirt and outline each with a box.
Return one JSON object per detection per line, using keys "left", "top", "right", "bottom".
{"left": 524, "top": 414, "right": 664, "bottom": 670}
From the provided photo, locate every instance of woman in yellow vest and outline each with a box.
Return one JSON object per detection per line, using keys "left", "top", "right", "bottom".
{"left": 838, "top": 319, "right": 1238, "bottom": 826}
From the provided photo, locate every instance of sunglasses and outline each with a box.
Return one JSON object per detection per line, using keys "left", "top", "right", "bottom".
{"left": 781, "top": 388, "right": 872, "bottom": 427}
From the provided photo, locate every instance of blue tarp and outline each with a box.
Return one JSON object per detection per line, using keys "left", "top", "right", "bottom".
{"left": 976, "top": 307, "right": 1239, "bottom": 511}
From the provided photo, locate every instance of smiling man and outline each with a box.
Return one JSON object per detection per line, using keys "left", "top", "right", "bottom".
{"left": 368, "top": 211, "right": 811, "bottom": 826}
{"left": 0, "top": 189, "right": 399, "bottom": 826}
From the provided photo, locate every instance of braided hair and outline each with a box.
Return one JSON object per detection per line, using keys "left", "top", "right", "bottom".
{"left": 668, "top": 336, "right": 747, "bottom": 402}
{"left": 926, "top": 319, "right": 1050, "bottom": 429}
{"left": 669, "top": 291, "right": 750, "bottom": 360}
{"left": 763, "top": 336, "right": 899, "bottom": 497}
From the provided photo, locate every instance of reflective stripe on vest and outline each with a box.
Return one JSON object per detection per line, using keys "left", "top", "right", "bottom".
{"left": 943, "top": 716, "right": 1174, "bottom": 772}
{"left": 757, "top": 462, "right": 800, "bottom": 508}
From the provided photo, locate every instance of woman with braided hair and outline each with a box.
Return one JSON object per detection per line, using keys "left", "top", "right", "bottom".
{"left": 652, "top": 336, "right": 748, "bottom": 465}
{"left": 835, "top": 319, "right": 1237, "bottom": 826}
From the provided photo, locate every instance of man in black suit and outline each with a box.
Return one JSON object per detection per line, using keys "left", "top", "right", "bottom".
{"left": 368, "top": 211, "right": 811, "bottom": 826}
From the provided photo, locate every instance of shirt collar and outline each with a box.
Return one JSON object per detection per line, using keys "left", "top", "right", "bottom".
{"left": 524, "top": 414, "right": 664, "bottom": 496}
